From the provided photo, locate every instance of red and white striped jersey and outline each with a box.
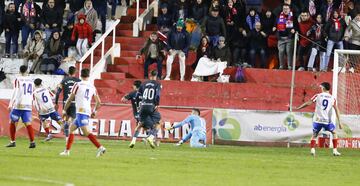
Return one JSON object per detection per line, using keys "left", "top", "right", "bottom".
{"left": 311, "top": 92, "right": 336, "bottom": 124}
{"left": 33, "top": 87, "right": 55, "bottom": 115}
{"left": 10, "top": 76, "right": 34, "bottom": 111}
{"left": 71, "top": 80, "right": 98, "bottom": 116}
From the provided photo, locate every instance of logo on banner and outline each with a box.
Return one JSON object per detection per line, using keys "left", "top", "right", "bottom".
{"left": 217, "top": 118, "right": 241, "bottom": 140}
{"left": 283, "top": 114, "right": 299, "bottom": 131}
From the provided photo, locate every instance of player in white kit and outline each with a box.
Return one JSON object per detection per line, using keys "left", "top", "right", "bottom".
{"left": 295, "top": 82, "right": 343, "bottom": 156}
{"left": 59, "top": 69, "right": 105, "bottom": 157}
{"left": 33, "top": 78, "right": 64, "bottom": 141}
{"left": 6, "top": 65, "right": 36, "bottom": 148}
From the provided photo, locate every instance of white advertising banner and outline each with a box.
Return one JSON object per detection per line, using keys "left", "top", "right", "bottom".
{"left": 213, "top": 109, "right": 360, "bottom": 143}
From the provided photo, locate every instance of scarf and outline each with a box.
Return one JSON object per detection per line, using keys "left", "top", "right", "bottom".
{"left": 226, "top": 7, "right": 237, "bottom": 23}
{"left": 50, "top": 38, "right": 60, "bottom": 54}
{"left": 23, "top": 2, "right": 36, "bottom": 20}
{"left": 333, "top": 18, "right": 341, "bottom": 32}
{"left": 309, "top": 0, "right": 316, "bottom": 16}
{"left": 277, "top": 11, "right": 293, "bottom": 32}
{"left": 315, "top": 23, "right": 322, "bottom": 40}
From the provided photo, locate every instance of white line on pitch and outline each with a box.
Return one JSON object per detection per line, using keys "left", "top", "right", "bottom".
{"left": 5, "top": 176, "right": 75, "bottom": 186}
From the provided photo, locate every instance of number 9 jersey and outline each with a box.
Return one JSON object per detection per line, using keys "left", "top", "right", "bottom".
{"left": 71, "top": 81, "right": 98, "bottom": 116}
{"left": 311, "top": 92, "right": 336, "bottom": 124}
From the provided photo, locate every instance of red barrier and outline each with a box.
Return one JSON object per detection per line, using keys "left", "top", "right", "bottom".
{"left": 0, "top": 100, "right": 212, "bottom": 143}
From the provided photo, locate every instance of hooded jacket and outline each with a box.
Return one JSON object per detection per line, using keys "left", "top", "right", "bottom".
{"left": 23, "top": 30, "right": 45, "bottom": 57}
{"left": 72, "top": 14, "right": 93, "bottom": 43}
{"left": 76, "top": 1, "right": 98, "bottom": 30}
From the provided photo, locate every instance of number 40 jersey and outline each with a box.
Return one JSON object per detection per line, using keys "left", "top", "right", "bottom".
{"left": 71, "top": 81, "right": 98, "bottom": 116}
{"left": 311, "top": 92, "right": 337, "bottom": 124}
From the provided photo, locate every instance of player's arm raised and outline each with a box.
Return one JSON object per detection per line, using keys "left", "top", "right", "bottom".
{"left": 333, "top": 104, "right": 343, "bottom": 129}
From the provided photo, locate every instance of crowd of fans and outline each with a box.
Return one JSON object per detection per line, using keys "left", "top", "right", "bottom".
{"left": 150, "top": 0, "right": 360, "bottom": 81}
{"left": 0, "top": 0, "right": 117, "bottom": 75}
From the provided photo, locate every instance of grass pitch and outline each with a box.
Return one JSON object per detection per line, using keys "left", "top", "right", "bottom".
{"left": 0, "top": 137, "right": 359, "bottom": 186}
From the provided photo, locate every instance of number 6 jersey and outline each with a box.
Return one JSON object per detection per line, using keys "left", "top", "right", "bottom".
{"left": 71, "top": 81, "right": 98, "bottom": 116}
{"left": 311, "top": 92, "right": 336, "bottom": 124}
{"left": 33, "top": 87, "right": 56, "bottom": 115}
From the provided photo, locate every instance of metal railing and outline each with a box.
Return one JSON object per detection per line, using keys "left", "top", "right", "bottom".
{"left": 133, "top": 0, "right": 157, "bottom": 37}
{"left": 78, "top": 19, "right": 121, "bottom": 77}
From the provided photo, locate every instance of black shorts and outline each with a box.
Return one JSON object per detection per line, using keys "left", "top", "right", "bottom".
{"left": 139, "top": 105, "right": 161, "bottom": 129}
{"left": 65, "top": 104, "right": 76, "bottom": 119}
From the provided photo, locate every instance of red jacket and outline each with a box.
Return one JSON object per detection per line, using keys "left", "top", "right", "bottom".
{"left": 298, "top": 19, "right": 314, "bottom": 47}
{"left": 71, "top": 22, "right": 93, "bottom": 43}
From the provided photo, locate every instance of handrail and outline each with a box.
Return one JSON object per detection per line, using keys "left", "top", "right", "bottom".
{"left": 133, "top": 0, "right": 157, "bottom": 37}
{"left": 78, "top": 19, "right": 121, "bottom": 77}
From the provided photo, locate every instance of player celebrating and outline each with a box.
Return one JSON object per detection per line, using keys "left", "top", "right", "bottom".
{"left": 167, "top": 109, "right": 207, "bottom": 148}
{"left": 137, "top": 70, "right": 162, "bottom": 148}
{"left": 59, "top": 69, "right": 106, "bottom": 157}
{"left": 6, "top": 65, "right": 36, "bottom": 148}
{"left": 55, "top": 66, "right": 81, "bottom": 137}
{"left": 33, "top": 78, "right": 64, "bottom": 141}
{"left": 295, "top": 82, "right": 342, "bottom": 156}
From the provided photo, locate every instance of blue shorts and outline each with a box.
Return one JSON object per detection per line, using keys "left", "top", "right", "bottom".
{"left": 10, "top": 109, "right": 32, "bottom": 123}
{"left": 313, "top": 122, "right": 336, "bottom": 134}
{"left": 39, "top": 111, "right": 62, "bottom": 122}
{"left": 74, "top": 113, "right": 90, "bottom": 128}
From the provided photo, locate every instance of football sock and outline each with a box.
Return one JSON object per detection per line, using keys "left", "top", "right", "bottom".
{"left": 26, "top": 125, "right": 35, "bottom": 142}
{"left": 66, "top": 134, "right": 74, "bottom": 150}
{"left": 44, "top": 127, "right": 50, "bottom": 135}
{"left": 9, "top": 123, "right": 16, "bottom": 142}
{"left": 88, "top": 133, "right": 101, "bottom": 148}
{"left": 332, "top": 139, "right": 338, "bottom": 149}
{"left": 134, "top": 131, "right": 139, "bottom": 138}
{"left": 64, "top": 122, "right": 69, "bottom": 137}
{"left": 310, "top": 139, "right": 316, "bottom": 148}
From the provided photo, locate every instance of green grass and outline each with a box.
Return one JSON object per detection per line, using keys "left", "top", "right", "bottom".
{"left": 0, "top": 137, "right": 359, "bottom": 186}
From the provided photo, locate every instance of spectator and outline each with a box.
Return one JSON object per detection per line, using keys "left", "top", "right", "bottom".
{"left": 261, "top": 10, "right": 276, "bottom": 36}
{"left": 174, "top": 0, "right": 190, "bottom": 21}
{"left": 209, "top": 0, "right": 221, "bottom": 13}
{"left": 191, "top": 35, "right": 211, "bottom": 69}
{"left": 164, "top": 20, "right": 191, "bottom": 81}
{"left": 0, "top": 0, "right": 4, "bottom": 36}
{"left": 297, "top": 0, "right": 321, "bottom": 17}
{"left": 69, "top": 0, "right": 86, "bottom": 13}
{"left": 324, "top": 10, "right": 346, "bottom": 71}
{"left": 157, "top": 3, "right": 173, "bottom": 35}
{"left": 321, "top": 0, "right": 339, "bottom": 22}
{"left": 137, "top": 32, "right": 166, "bottom": 79}
{"left": 307, "top": 14, "right": 326, "bottom": 71}
{"left": 14, "top": 0, "right": 25, "bottom": 11}
{"left": 344, "top": 13, "right": 360, "bottom": 50}
{"left": 42, "top": 0, "right": 66, "bottom": 16}
{"left": 190, "top": 0, "right": 208, "bottom": 23}
{"left": 297, "top": 11, "right": 315, "bottom": 70}
{"left": 41, "top": 0, "right": 63, "bottom": 41}
{"left": 62, "top": 20, "right": 76, "bottom": 57}
{"left": 222, "top": 0, "right": 239, "bottom": 41}
{"left": 110, "top": 0, "right": 118, "bottom": 20}
{"left": 232, "top": 0, "right": 247, "bottom": 24}
{"left": 248, "top": 22, "right": 267, "bottom": 68}
{"left": 3, "top": 3, "right": 22, "bottom": 58}
{"left": 230, "top": 25, "right": 248, "bottom": 66}
{"left": 19, "top": 0, "right": 41, "bottom": 48}
{"left": 23, "top": 30, "right": 45, "bottom": 74}
{"left": 92, "top": 0, "right": 106, "bottom": 33}
{"left": 76, "top": 0, "right": 98, "bottom": 32}
{"left": 72, "top": 14, "right": 93, "bottom": 58}
{"left": 273, "top": 0, "right": 300, "bottom": 17}
{"left": 246, "top": 8, "right": 260, "bottom": 31}
{"left": 201, "top": 7, "right": 226, "bottom": 47}
{"left": 211, "top": 36, "right": 231, "bottom": 66}
{"left": 275, "top": 3, "right": 297, "bottom": 70}
{"left": 40, "top": 30, "right": 64, "bottom": 74}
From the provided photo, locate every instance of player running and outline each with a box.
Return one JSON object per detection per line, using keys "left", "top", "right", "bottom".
{"left": 6, "top": 65, "right": 36, "bottom": 148}
{"left": 167, "top": 109, "right": 207, "bottom": 148}
{"left": 33, "top": 78, "right": 64, "bottom": 141}
{"left": 136, "top": 70, "right": 162, "bottom": 149}
{"left": 295, "top": 82, "right": 342, "bottom": 156}
{"left": 55, "top": 66, "right": 81, "bottom": 137}
{"left": 59, "top": 69, "right": 106, "bottom": 157}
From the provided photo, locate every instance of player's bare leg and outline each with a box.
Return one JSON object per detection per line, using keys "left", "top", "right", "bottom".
{"left": 80, "top": 126, "right": 106, "bottom": 157}
{"left": 24, "top": 122, "right": 36, "bottom": 148}
{"left": 331, "top": 131, "right": 341, "bottom": 156}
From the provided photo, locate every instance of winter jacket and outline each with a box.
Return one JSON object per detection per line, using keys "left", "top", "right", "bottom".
{"left": 248, "top": 29, "right": 267, "bottom": 49}
{"left": 43, "top": 33, "right": 64, "bottom": 58}
{"left": 23, "top": 30, "right": 45, "bottom": 57}
{"left": 261, "top": 13, "right": 276, "bottom": 35}
{"left": 191, "top": 3, "right": 207, "bottom": 23}
{"left": 139, "top": 38, "right": 166, "bottom": 59}
{"left": 167, "top": 28, "right": 191, "bottom": 54}
{"left": 19, "top": 2, "right": 41, "bottom": 26}
{"left": 42, "top": 0, "right": 66, "bottom": 12}
{"left": 72, "top": 14, "right": 93, "bottom": 43}
{"left": 3, "top": 10, "right": 22, "bottom": 32}
{"left": 325, "top": 18, "right": 347, "bottom": 42}
{"left": 76, "top": 2, "right": 98, "bottom": 30}
{"left": 41, "top": 4, "right": 62, "bottom": 29}
{"left": 157, "top": 12, "right": 173, "bottom": 30}
{"left": 211, "top": 45, "right": 231, "bottom": 66}
{"left": 298, "top": 19, "right": 314, "bottom": 47}
{"left": 202, "top": 15, "right": 227, "bottom": 37}
{"left": 344, "top": 19, "right": 360, "bottom": 46}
